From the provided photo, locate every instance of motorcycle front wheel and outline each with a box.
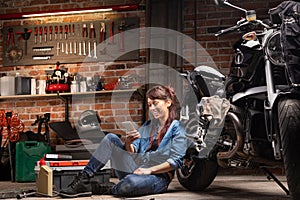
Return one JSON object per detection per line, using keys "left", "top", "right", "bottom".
{"left": 278, "top": 96, "right": 300, "bottom": 199}
{"left": 176, "top": 158, "right": 218, "bottom": 191}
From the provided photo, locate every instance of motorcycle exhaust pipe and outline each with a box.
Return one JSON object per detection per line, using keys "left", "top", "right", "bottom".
{"left": 217, "top": 112, "right": 244, "bottom": 160}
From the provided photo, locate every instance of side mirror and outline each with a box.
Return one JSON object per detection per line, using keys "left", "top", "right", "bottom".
{"left": 214, "top": 0, "right": 226, "bottom": 6}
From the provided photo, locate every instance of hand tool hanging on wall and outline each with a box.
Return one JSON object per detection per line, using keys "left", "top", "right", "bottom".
{"left": 44, "top": 26, "right": 47, "bottom": 43}
{"left": 32, "top": 46, "right": 53, "bottom": 52}
{"left": 61, "top": 41, "right": 64, "bottom": 53}
{"left": 82, "top": 24, "right": 88, "bottom": 56}
{"left": 99, "top": 22, "right": 106, "bottom": 55}
{"left": 5, "top": 28, "right": 23, "bottom": 63}
{"left": 6, "top": 28, "right": 15, "bottom": 47}
{"left": 78, "top": 41, "right": 82, "bottom": 55}
{"left": 118, "top": 21, "right": 125, "bottom": 52}
{"left": 32, "top": 55, "right": 53, "bottom": 60}
{"left": 65, "top": 42, "right": 68, "bottom": 54}
{"left": 68, "top": 24, "right": 71, "bottom": 37}
{"left": 55, "top": 26, "right": 58, "bottom": 40}
{"left": 34, "top": 27, "right": 38, "bottom": 44}
{"left": 89, "top": 23, "right": 96, "bottom": 38}
{"left": 64, "top": 25, "right": 68, "bottom": 40}
{"left": 118, "top": 21, "right": 135, "bottom": 52}
{"left": 99, "top": 22, "right": 106, "bottom": 43}
{"left": 49, "top": 26, "right": 53, "bottom": 41}
{"left": 16, "top": 28, "right": 31, "bottom": 55}
{"left": 109, "top": 21, "right": 115, "bottom": 44}
{"left": 88, "top": 41, "right": 91, "bottom": 57}
{"left": 39, "top": 27, "right": 43, "bottom": 44}
{"left": 83, "top": 41, "right": 86, "bottom": 56}
{"left": 57, "top": 42, "right": 60, "bottom": 55}
{"left": 74, "top": 41, "right": 77, "bottom": 54}
{"left": 82, "top": 24, "right": 88, "bottom": 37}
{"left": 69, "top": 42, "right": 72, "bottom": 54}
{"left": 89, "top": 23, "right": 96, "bottom": 58}
{"left": 93, "top": 41, "right": 97, "bottom": 59}
{"left": 72, "top": 24, "right": 75, "bottom": 36}
{"left": 59, "top": 25, "right": 63, "bottom": 40}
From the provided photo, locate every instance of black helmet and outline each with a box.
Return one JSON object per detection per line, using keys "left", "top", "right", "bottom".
{"left": 77, "top": 110, "right": 101, "bottom": 132}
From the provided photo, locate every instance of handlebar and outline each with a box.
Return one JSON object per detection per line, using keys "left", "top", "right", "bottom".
{"left": 215, "top": 18, "right": 271, "bottom": 37}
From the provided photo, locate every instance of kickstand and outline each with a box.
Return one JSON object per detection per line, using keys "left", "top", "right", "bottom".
{"left": 261, "top": 167, "right": 289, "bottom": 195}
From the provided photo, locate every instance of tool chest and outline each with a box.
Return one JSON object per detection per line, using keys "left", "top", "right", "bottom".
{"left": 34, "top": 160, "right": 111, "bottom": 191}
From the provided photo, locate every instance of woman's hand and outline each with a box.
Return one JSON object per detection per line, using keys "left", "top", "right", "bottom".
{"left": 124, "top": 130, "right": 140, "bottom": 153}
{"left": 133, "top": 167, "right": 152, "bottom": 175}
{"left": 125, "top": 130, "right": 140, "bottom": 144}
{"left": 134, "top": 162, "right": 173, "bottom": 175}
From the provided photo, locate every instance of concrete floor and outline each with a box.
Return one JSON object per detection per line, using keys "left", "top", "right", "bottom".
{"left": 0, "top": 175, "right": 292, "bottom": 200}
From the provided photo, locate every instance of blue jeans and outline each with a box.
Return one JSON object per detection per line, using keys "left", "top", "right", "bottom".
{"left": 83, "top": 133, "right": 171, "bottom": 196}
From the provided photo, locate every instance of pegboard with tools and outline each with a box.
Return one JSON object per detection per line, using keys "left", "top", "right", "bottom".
{"left": 2, "top": 18, "right": 140, "bottom": 67}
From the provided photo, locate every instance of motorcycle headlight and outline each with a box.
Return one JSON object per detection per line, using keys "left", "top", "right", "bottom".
{"left": 265, "top": 30, "right": 285, "bottom": 66}
{"left": 234, "top": 49, "right": 244, "bottom": 65}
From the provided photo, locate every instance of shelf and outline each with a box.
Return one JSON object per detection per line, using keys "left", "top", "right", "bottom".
{"left": 0, "top": 89, "right": 138, "bottom": 100}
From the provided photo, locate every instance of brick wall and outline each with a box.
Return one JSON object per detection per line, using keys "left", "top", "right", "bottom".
{"left": 0, "top": 0, "right": 145, "bottom": 146}
{"left": 182, "top": 0, "right": 285, "bottom": 74}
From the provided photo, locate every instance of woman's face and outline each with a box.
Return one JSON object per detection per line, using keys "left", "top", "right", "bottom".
{"left": 147, "top": 98, "right": 171, "bottom": 121}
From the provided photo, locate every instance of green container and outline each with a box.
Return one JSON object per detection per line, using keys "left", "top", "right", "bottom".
{"left": 15, "top": 141, "right": 51, "bottom": 182}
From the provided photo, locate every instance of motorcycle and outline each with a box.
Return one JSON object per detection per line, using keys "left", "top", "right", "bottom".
{"left": 176, "top": 0, "right": 300, "bottom": 199}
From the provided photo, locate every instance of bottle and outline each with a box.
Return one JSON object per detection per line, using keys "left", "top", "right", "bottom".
{"left": 36, "top": 158, "right": 53, "bottom": 196}
{"left": 71, "top": 81, "right": 79, "bottom": 93}
{"left": 80, "top": 77, "right": 87, "bottom": 92}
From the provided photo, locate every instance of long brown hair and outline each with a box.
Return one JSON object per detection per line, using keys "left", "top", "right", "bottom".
{"left": 146, "top": 85, "right": 180, "bottom": 147}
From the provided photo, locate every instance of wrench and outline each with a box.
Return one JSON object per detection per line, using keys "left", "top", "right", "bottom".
{"left": 64, "top": 25, "right": 68, "bottom": 40}
{"left": 44, "top": 26, "right": 47, "bottom": 43}
{"left": 49, "top": 26, "right": 53, "bottom": 41}
{"left": 39, "top": 27, "right": 43, "bottom": 44}
{"left": 59, "top": 25, "right": 63, "bottom": 40}
{"left": 61, "top": 41, "right": 64, "bottom": 53}
{"left": 93, "top": 41, "right": 97, "bottom": 59}
{"left": 78, "top": 41, "right": 82, "bottom": 55}
{"left": 54, "top": 26, "right": 58, "bottom": 40}
{"left": 69, "top": 41, "right": 72, "bottom": 54}
{"left": 88, "top": 41, "right": 92, "bottom": 57}
{"left": 65, "top": 42, "right": 68, "bottom": 54}
{"left": 56, "top": 42, "right": 60, "bottom": 55}
{"left": 74, "top": 41, "right": 77, "bottom": 54}
{"left": 83, "top": 41, "right": 86, "bottom": 55}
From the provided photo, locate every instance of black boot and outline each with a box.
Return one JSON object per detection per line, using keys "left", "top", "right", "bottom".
{"left": 59, "top": 171, "right": 92, "bottom": 198}
{"left": 91, "top": 181, "right": 116, "bottom": 195}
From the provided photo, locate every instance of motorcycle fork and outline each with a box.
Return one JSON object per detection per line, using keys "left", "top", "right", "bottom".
{"left": 264, "top": 57, "right": 282, "bottom": 160}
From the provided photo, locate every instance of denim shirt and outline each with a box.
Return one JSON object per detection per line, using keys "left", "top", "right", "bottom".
{"left": 132, "top": 120, "right": 187, "bottom": 169}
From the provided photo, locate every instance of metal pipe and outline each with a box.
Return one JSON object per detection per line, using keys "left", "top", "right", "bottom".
{"left": 217, "top": 112, "right": 244, "bottom": 160}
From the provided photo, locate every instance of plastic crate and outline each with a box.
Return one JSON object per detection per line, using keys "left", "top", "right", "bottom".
{"left": 15, "top": 141, "right": 51, "bottom": 182}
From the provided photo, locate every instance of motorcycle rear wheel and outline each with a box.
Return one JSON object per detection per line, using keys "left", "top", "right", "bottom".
{"left": 176, "top": 158, "right": 218, "bottom": 191}
{"left": 278, "top": 96, "right": 300, "bottom": 199}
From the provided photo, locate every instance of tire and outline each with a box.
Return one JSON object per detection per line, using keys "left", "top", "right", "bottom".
{"left": 176, "top": 158, "right": 218, "bottom": 191}
{"left": 278, "top": 96, "right": 300, "bottom": 199}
